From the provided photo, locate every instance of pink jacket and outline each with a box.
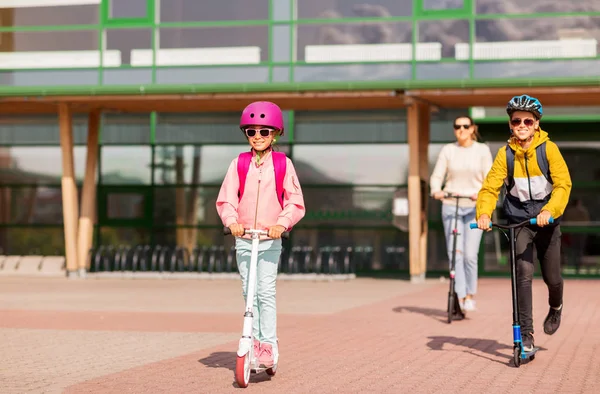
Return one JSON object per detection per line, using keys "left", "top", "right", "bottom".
{"left": 216, "top": 150, "right": 306, "bottom": 236}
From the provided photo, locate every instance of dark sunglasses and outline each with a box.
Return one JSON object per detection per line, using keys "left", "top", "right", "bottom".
{"left": 245, "top": 128, "right": 273, "bottom": 137}
{"left": 510, "top": 118, "right": 535, "bottom": 127}
{"left": 453, "top": 124, "right": 471, "bottom": 130}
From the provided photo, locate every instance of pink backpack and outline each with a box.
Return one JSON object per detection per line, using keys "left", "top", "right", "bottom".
{"left": 237, "top": 151, "right": 287, "bottom": 209}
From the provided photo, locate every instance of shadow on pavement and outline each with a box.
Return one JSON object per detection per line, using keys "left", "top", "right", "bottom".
{"left": 426, "top": 336, "right": 547, "bottom": 366}
{"left": 393, "top": 305, "right": 461, "bottom": 324}
{"left": 198, "top": 351, "right": 274, "bottom": 387}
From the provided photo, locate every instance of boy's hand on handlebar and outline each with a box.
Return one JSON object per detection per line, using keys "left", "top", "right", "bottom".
{"left": 433, "top": 191, "right": 446, "bottom": 200}
{"left": 229, "top": 223, "right": 245, "bottom": 237}
{"left": 477, "top": 214, "right": 492, "bottom": 231}
{"left": 537, "top": 210, "right": 552, "bottom": 227}
{"left": 470, "top": 193, "right": 478, "bottom": 201}
{"left": 268, "top": 225, "right": 286, "bottom": 239}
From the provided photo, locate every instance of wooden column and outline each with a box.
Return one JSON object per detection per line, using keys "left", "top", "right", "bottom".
{"left": 59, "top": 104, "right": 79, "bottom": 276}
{"left": 407, "top": 101, "right": 430, "bottom": 283}
{"left": 418, "top": 103, "right": 431, "bottom": 277}
{"left": 77, "top": 110, "right": 100, "bottom": 276}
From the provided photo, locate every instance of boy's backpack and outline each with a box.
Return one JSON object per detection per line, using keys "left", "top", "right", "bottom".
{"left": 237, "top": 151, "right": 287, "bottom": 209}
{"left": 505, "top": 142, "right": 553, "bottom": 190}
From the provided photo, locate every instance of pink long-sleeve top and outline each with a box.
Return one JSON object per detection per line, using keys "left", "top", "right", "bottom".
{"left": 216, "top": 150, "right": 306, "bottom": 237}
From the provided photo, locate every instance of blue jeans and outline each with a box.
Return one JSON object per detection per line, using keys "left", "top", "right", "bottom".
{"left": 236, "top": 238, "right": 282, "bottom": 346}
{"left": 441, "top": 204, "right": 483, "bottom": 299}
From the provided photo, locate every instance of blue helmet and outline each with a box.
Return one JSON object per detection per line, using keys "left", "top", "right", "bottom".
{"left": 506, "top": 94, "right": 543, "bottom": 119}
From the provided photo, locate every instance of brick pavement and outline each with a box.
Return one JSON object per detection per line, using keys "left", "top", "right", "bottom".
{"left": 0, "top": 276, "right": 598, "bottom": 393}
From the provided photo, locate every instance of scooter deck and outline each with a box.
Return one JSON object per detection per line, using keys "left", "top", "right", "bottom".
{"left": 250, "top": 365, "right": 277, "bottom": 374}
{"left": 522, "top": 347, "right": 539, "bottom": 359}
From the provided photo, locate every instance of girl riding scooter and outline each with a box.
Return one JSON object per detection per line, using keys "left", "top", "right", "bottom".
{"left": 216, "top": 101, "right": 306, "bottom": 370}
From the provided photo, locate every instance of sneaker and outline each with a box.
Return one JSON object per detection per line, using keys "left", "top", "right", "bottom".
{"left": 522, "top": 332, "right": 534, "bottom": 352}
{"left": 544, "top": 305, "right": 563, "bottom": 335}
{"left": 252, "top": 339, "right": 261, "bottom": 362}
{"left": 463, "top": 298, "right": 477, "bottom": 311}
{"left": 258, "top": 343, "right": 274, "bottom": 368}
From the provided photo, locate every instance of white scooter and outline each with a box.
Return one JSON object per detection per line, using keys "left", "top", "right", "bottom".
{"left": 223, "top": 227, "right": 289, "bottom": 388}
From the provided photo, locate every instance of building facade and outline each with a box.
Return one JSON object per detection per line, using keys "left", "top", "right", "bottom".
{"left": 1, "top": 0, "right": 599, "bottom": 277}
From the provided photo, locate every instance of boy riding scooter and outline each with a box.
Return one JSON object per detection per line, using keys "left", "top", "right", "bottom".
{"left": 475, "top": 95, "right": 572, "bottom": 353}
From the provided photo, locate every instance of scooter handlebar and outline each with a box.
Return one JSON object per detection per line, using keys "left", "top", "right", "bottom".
{"left": 223, "top": 227, "right": 290, "bottom": 239}
{"left": 469, "top": 217, "right": 554, "bottom": 229}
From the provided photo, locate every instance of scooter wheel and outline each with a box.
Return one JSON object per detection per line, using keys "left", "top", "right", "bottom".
{"left": 529, "top": 354, "right": 535, "bottom": 361}
{"left": 235, "top": 354, "right": 251, "bottom": 388}
{"left": 513, "top": 347, "right": 521, "bottom": 368}
{"left": 266, "top": 365, "right": 277, "bottom": 376}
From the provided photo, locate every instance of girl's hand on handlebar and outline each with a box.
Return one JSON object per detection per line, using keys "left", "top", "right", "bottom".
{"left": 537, "top": 210, "right": 552, "bottom": 227}
{"left": 477, "top": 214, "right": 492, "bottom": 231}
{"left": 228, "top": 223, "right": 245, "bottom": 237}
{"left": 433, "top": 191, "right": 446, "bottom": 200}
{"left": 268, "top": 225, "right": 286, "bottom": 239}
{"left": 470, "top": 193, "right": 478, "bottom": 201}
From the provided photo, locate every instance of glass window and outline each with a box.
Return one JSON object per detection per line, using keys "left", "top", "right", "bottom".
{"left": 101, "top": 114, "right": 151, "bottom": 144}
{"left": 0, "top": 30, "right": 98, "bottom": 52}
{"left": 273, "top": 0, "right": 291, "bottom": 21}
{"left": 0, "top": 227, "right": 65, "bottom": 256}
{"left": 292, "top": 144, "right": 407, "bottom": 185}
{"left": 422, "top": 0, "right": 464, "bottom": 10}
{"left": 0, "top": 4, "right": 98, "bottom": 27}
{"left": 109, "top": 0, "right": 148, "bottom": 19}
{"left": 297, "top": 22, "right": 413, "bottom": 62}
{"left": 0, "top": 115, "right": 89, "bottom": 146}
{"left": 0, "top": 146, "right": 88, "bottom": 185}
{"left": 106, "top": 192, "right": 147, "bottom": 219}
{"left": 418, "top": 19, "right": 469, "bottom": 59}
{"left": 153, "top": 145, "right": 291, "bottom": 185}
{"left": 476, "top": 0, "right": 600, "bottom": 14}
{"left": 153, "top": 186, "right": 220, "bottom": 225}
{"left": 0, "top": 186, "right": 80, "bottom": 225}
{"left": 158, "top": 26, "right": 269, "bottom": 62}
{"left": 272, "top": 25, "right": 291, "bottom": 62}
{"left": 297, "top": 1, "right": 412, "bottom": 19}
{"left": 105, "top": 28, "right": 152, "bottom": 66}
{"left": 159, "top": 0, "right": 268, "bottom": 23}
{"left": 98, "top": 227, "right": 150, "bottom": 246}
{"left": 156, "top": 112, "right": 291, "bottom": 144}
{"left": 302, "top": 186, "right": 396, "bottom": 225}
{"left": 100, "top": 146, "right": 152, "bottom": 184}
{"left": 294, "top": 110, "right": 406, "bottom": 143}
{"left": 473, "top": 17, "right": 600, "bottom": 61}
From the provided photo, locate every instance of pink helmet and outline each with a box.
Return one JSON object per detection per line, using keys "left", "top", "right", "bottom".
{"left": 239, "top": 101, "right": 285, "bottom": 135}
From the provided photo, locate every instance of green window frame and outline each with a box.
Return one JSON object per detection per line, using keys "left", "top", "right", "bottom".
{"left": 414, "top": 0, "right": 473, "bottom": 18}
{"left": 100, "top": 0, "right": 155, "bottom": 27}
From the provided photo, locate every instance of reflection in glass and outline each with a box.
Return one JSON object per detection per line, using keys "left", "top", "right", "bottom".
{"left": 158, "top": 26, "right": 269, "bottom": 62}
{"left": 0, "top": 116, "right": 88, "bottom": 145}
{"left": 153, "top": 145, "right": 290, "bottom": 185}
{"left": 101, "top": 146, "right": 152, "bottom": 184}
{"left": 110, "top": 0, "right": 147, "bottom": 19}
{"left": 159, "top": 0, "right": 268, "bottom": 22}
{"left": 2, "top": 4, "right": 98, "bottom": 27}
{"left": 297, "top": 22, "right": 412, "bottom": 61}
{"left": 419, "top": 19, "right": 469, "bottom": 59}
{"left": 0, "top": 147, "right": 88, "bottom": 184}
{"left": 101, "top": 114, "right": 151, "bottom": 145}
{"left": 473, "top": 17, "right": 600, "bottom": 61}
{"left": 292, "top": 144, "right": 407, "bottom": 185}
{"left": 0, "top": 227, "right": 64, "bottom": 256}
{"left": 99, "top": 227, "right": 150, "bottom": 246}
{"left": 107, "top": 193, "right": 146, "bottom": 219}
{"left": 0, "top": 30, "right": 98, "bottom": 52}
{"left": 295, "top": 110, "right": 405, "bottom": 143}
{"left": 297, "top": 1, "right": 412, "bottom": 19}
{"left": 0, "top": 186, "right": 79, "bottom": 225}
{"left": 106, "top": 29, "right": 152, "bottom": 66}
{"left": 476, "top": 0, "right": 600, "bottom": 14}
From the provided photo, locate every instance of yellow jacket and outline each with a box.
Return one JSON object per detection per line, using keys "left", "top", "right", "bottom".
{"left": 476, "top": 129, "right": 572, "bottom": 222}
